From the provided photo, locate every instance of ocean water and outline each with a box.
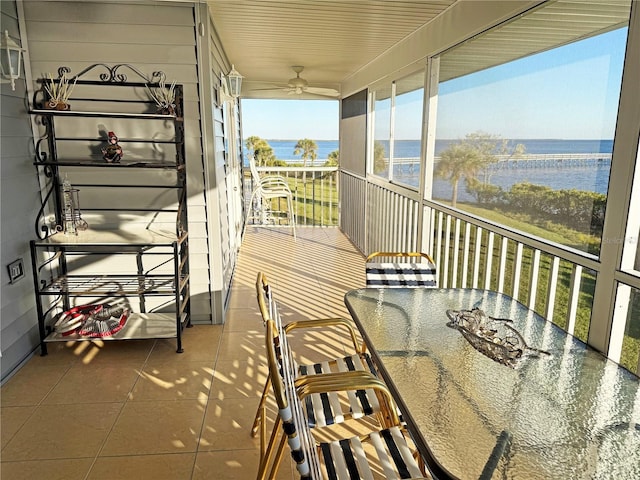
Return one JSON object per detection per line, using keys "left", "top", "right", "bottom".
{"left": 248, "top": 139, "right": 613, "bottom": 196}
{"left": 253, "top": 139, "right": 340, "bottom": 162}
{"left": 260, "top": 139, "right": 614, "bottom": 160}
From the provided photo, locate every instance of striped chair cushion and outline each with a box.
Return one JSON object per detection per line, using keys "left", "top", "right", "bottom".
{"left": 269, "top": 317, "right": 427, "bottom": 480}
{"left": 267, "top": 280, "right": 385, "bottom": 430}
{"left": 366, "top": 262, "right": 437, "bottom": 288}
{"left": 318, "top": 427, "right": 424, "bottom": 479}
{"left": 298, "top": 353, "right": 381, "bottom": 427}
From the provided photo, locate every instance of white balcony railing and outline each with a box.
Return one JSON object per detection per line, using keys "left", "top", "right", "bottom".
{"left": 244, "top": 165, "right": 339, "bottom": 227}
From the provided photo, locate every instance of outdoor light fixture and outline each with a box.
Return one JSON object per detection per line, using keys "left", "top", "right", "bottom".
{"left": 225, "top": 64, "right": 243, "bottom": 98}
{"left": 1, "top": 30, "right": 24, "bottom": 91}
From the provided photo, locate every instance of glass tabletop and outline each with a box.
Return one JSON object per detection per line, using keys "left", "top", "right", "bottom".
{"left": 344, "top": 288, "right": 640, "bottom": 480}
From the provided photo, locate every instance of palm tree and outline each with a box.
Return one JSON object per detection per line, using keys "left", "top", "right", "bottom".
{"left": 293, "top": 138, "right": 318, "bottom": 167}
{"left": 294, "top": 138, "right": 318, "bottom": 184}
{"left": 435, "top": 131, "right": 525, "bottom": 208}
{"left": 245, "top": 136, "right": 275, "bottom": 166}
{"left": 245, "top": 135, "right": 262, "bottom": 154}
{"left": 325, "top": 149, "right": 339, "bottom": 166}
{"left": 434, "top": 142, "right": 484, "bottom": 208}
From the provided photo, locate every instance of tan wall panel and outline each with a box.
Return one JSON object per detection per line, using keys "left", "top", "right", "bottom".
{"left": 0, "top": 0, "right": 42, "bottom": 381}
{"left": 26, "top": 21, "right": 194, "bottom": 46}
{"left": 184, "top": 223, "right": 208, "bottom": 239}
{"left": 186, "top": 205, "right": 207, "bottom": 223}
{"left": 29, "top": 42, "right": 197, "bottom": 65}
{"left": 188, "top": 238, "right": 209, "bottom": 255}
{"left": 22, "top": 2, "right": 194, "bottom": 25}
{"left": 340, "top": 115, "right": 367, "bottom": 176}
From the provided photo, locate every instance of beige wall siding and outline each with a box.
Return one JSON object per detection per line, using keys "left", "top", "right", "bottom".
{"left": 188, "top": 5, "right": 243, "bottom": 323}
{"left": 0, "top": 1, "right": 41, "bottom": 381}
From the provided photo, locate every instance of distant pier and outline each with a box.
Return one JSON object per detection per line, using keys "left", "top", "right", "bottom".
{"left": 393, "top": 153, "right": 612, "bottom": 170}
{"left": 493, "top": 153, "right": 612, "bottom": 168}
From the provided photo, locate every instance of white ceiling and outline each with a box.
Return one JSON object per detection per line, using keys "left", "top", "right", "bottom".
{"left": 207, "top": 0, "right": 456, "bottom": 99}
{"left": 207, "top": 0, "right": 631, "bottom": 100}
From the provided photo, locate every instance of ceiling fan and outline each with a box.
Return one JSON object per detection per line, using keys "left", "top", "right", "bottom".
{"left": 261, "top": 66, "right": 339, "bottom": 98}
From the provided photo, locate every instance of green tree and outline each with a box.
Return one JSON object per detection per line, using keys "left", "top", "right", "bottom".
{"left": 436, "top": 131, "right": 525, "bottom": 208}
{"left": 373, "top": 140, "right": 387, "bottom": 174}
{"left": 435, "top": 141, "right": 485, "bottom": 208}
{"left": 245, "top": 135, "right": 262, "bottom": 153}
{"left": 325, "top": 149, "right": 339, "bottom": 167}
{"left": 293, "top": 138, "right": 318, "bottom": 167}
{"left": 245, "top": 135, "right": 276, "bottom": 166}
{"left": 294, "top": 138, "right": 318, "bottom": 184}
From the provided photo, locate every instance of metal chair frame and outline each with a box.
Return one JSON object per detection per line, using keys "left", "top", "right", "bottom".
{"left": 253, "top": 272, "right": 400, "bottom": 471}
{"left": 247, "top": 157, "right": 296, "bottom": 239}
{"left": 258, "top": 319, "right": 429, "bottom": 480}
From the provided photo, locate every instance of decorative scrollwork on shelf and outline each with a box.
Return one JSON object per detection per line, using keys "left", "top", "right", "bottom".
{"left": 34, "top": 117, "right": 52, "bottom": 175}
{"left": 55, "top": 66, "right": 72, "bottom": 79}
{"left": 34, "top": 183, "right": 57, "bottom": 239}
{"left": 64, "top": 63, "right": 166, "bottom": 85}
{"left": 38, "top": 251, "right": 62, "bottom": 276}
{"left": 42, "top": 295, "right": 63, "bottom": 331}
{"left": 177, "top": 187, "right": 188, "bottom": 237}
{"left": 34, "top": 137, "right": 48, "bottom": 163}
{"left": 32, "top": 64, "right": 171, "bottom": 108}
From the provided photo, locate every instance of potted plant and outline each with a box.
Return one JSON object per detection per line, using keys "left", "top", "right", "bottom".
{"left": 146, "top": 78, "right": 177, "bottom": 115}
{"left": 43, "top": 71, "right": 76, "bottom": 110}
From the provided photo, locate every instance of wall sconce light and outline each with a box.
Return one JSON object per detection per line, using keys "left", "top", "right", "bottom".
{"left": 1, "top": 30, "right": 25, "bottom": 91}
{"left": 225, "top": 64, "right": 243, "bottom": 98}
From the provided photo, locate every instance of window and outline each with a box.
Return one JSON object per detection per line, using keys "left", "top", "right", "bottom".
{"left": 622, "top": 136, "right": 640, "bottom": 274}
{"left": 392, "top": 71, "right": 424, "bottom": 186}
{"left": 370, "top": 72, "right": 425, "bottom": 185}
{"left": 622, "top": 287, "right": 640, "bottom": 373}
{"left": 430, "top": 1, "right": 631, "bottom": 255}
{"left": 612, "top": 285, "right": 640, "bottom": 374}
{"left": 371, "top": 85, "right": 391, "bottom": 178}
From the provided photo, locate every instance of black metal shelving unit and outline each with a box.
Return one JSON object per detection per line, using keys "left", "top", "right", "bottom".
{"left": 29, "top": 64, "right": 190, "bottom": 354}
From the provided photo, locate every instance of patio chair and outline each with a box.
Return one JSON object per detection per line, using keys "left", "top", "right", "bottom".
{"left": 365, "top": 251, "right": 437, "bottom": 288}
{"left": 253, "top": 272, "right": 397, "bottom": 457}
{"left": 247, "top": 156, "right": 296, "bottom": 239}
{"left": 258, "top": 318, "right": 429, "bottom": 480}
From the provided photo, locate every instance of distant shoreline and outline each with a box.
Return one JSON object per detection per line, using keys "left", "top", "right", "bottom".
{"left": 253, "top": 138, "right": 614, "bottom": 162}
{"left": 249, "top": 138, "right": 614, "bottom": 142}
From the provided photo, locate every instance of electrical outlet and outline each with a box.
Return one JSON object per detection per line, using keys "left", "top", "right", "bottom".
{"left": 7, "top": 258, "right": 24, "bottom": 284}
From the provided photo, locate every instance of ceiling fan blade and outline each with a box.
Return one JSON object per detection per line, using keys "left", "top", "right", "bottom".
{"left": 305, "top": 86, "right": 340, "bottom": 97}
{"left": 298, "top": 91, "right": 340, "bottom": 99}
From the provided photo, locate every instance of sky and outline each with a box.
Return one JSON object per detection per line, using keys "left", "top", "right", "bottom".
{"left": 435, "top": 27, "right": 627, "bottom": 140}
{"left": 241, "top": 99, "right": 338, "bottom": 140}
{"left": 241, "top": 27, "right": 627, "bottom": 142}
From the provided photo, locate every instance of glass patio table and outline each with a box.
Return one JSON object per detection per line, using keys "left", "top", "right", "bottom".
{"left": 344, "top": 288, "right": 640, "bottom": 480}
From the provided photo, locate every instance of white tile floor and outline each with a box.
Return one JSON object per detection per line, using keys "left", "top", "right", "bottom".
{"left": 1, "top": 227, "right": 368, "bottom": 480}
